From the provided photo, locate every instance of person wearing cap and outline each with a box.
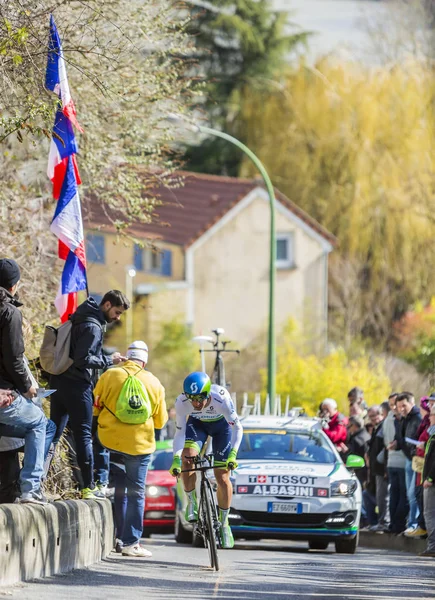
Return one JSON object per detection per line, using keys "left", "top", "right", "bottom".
{"left": 320, "top": 398, "right": 348, "bottom": 453}
{"left": 0, "top": 258, "right": 48, "bottom": 504}
{"left": 93, "top": 340, "right": 167, "bottom": 558}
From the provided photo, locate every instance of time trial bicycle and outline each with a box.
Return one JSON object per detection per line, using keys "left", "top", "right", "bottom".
{"left": 181, "top": 454, "right": 222, "bottom": 571}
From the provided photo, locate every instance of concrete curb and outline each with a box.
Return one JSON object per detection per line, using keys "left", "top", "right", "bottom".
{"left": 0, "top": 499, "right": 114, "bottom": 587}
{"left": 359, "top": 530, "right": 427, "bottom": 554}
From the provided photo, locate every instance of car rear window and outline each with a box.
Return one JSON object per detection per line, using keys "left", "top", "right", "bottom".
{"left": 149, "top": 449, "right": 173, "bottom": 471}
{"left": 238, "top": 430, "right": 335, "bottom": 464}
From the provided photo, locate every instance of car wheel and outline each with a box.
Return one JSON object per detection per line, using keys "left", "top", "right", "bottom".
{"left": 335, "top": 533, "right": 358, "bottom": 554}
{"left": 192, "top": 523, "right": 205, "bottom": 548}
{"left": 308, "top": 540, "right": 329, "bottom": 551}
{"left": 175, "top": 512, "right": 192, "bottom": 544}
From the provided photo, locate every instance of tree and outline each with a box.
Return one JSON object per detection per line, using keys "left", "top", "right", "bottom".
{"left": 183, "top": 0, "right": 309, "bottom": 175}
{"left": 268, "top": 320, "right": 391, "bottom": 416}
{"left": 237, "top": 59, "right": 435, "bottom": 345}
{"left": 0, "top": 1, "right": 194, "bottom": 336}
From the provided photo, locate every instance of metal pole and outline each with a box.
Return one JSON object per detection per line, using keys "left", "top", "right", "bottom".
{"left": 125, "top": 270, "right": 131, "bottom": 347}
{"left": 197, "top": 125, "right": 276, "bottom": 402}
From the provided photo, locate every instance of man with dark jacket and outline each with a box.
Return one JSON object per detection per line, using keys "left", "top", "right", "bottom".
{"left": 366, "top": 405, "right": 389, "bottom": 531}
{"left": 347, "top": 415, "right": 370, "bottom": 485}
{"left": 420, "top": 404, "right": 435, "bottom": 557}
{"left": 395, "top": 392, "right": 422, "bottom": 532}
{"left": 50, "top": 290, "right": 129, "bottom": 499}
{"left": 0, "top": 258, "right": 48, "bottom": 504}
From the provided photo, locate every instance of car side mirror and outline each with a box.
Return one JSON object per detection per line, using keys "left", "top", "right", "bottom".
{"left": 345, "top": 454, "right": 365, "bottom": 469}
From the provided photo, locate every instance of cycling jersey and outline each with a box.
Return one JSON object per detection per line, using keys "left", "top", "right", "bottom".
{"left": 173, "top": 384, "right": 243, "bottom": 457}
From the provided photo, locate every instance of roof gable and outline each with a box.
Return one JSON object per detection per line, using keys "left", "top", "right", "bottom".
{"left": 84, "top": 171, "right": 336, "bottom": 248}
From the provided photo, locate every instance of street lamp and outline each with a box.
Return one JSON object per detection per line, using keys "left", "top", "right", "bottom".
{"left": 125, "top": 265, "right": 136, "bottom": 345}
{"left": 167, "top": 113, "right": 276, "bottom": 402}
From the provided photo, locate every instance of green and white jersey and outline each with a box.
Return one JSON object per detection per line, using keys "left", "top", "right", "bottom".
{"left": 173, "top": 384, "right": 243, "bottom": 456}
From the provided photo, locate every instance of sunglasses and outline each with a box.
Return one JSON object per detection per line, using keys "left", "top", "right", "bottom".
{"left": 186, "top": 392, "right": 209, "bottom": 403}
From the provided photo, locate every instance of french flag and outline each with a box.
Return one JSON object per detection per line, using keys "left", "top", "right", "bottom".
{"left": 46, "top": 15, "right": 87, "bottom": 322}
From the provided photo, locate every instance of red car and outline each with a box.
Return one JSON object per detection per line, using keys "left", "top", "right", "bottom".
{"left": 143, "top": 440, "right": 175, "bottom": 537}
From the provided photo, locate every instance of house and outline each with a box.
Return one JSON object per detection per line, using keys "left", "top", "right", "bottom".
{"left": 83, "top": 172, "right": 336, "bottom": 349}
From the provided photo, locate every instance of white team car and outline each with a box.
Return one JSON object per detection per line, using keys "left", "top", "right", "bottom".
{"left": 175, "top": 414, "right": 364, "bottom": 553}
{"left": 229, "top": 415, "right": 363, "bottom": 553}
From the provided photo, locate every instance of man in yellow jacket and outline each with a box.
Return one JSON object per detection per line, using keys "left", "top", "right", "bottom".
{"left": 94, "top": 340, "right": 167, "bottom": 557}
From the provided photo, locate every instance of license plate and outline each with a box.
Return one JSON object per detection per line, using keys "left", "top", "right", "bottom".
{"left": 267, "top": 502, "right": 302, "bottom": 514}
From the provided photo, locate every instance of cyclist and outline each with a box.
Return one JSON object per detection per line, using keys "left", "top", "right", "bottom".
{"left": 169, "top": 371, "right": 243, "bottom": 549}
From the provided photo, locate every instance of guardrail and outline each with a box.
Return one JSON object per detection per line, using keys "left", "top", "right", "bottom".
{"left": 0, "top": 499, "right": 114, "bottom": 587}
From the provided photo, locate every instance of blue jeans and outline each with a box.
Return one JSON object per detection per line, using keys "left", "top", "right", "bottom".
{"left": 0, "top": 395, "right": 46, "bottom": 495}
{"left": 93, "top": 435, "right": 110, "bottom": 486}
{"left": 405, "top": 459, "right": 419, "bottom": 528}
{"left": 387, "top": 466, "right": 408, "bottom": 533}
{"left": 110, "top": 451, "right": 151, "bottom": 547}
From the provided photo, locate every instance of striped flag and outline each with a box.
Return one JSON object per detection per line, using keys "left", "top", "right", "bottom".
{"left": 46, "top": 15, "right": 87, "bottom": 322}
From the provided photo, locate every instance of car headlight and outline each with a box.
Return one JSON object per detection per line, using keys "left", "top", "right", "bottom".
{"left": 331, "top": 479, "right": 357, "bottom": 497}
{"left": 146, "top": 485, "right": 170, "bottom": 497}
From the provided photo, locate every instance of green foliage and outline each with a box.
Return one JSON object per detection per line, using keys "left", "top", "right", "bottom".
{"left": 148, "top": 320, "right": 198, "bottom": 404}
{"left": 184, "top": 0, "right": 308, "bottom": 174}
{"left": 238, "top": 59, "right": 435, "bottom": 344}
{"left": 0, "top": 1, "right": 194, "bottom": 339}
{"left": 266, "top": 320, "right": 391, "bottom": 415}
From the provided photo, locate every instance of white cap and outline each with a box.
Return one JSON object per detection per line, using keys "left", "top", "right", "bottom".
{"left": 127, "top": 340, "right": 148, "bottom": 365}
{"left": 322, "top": 398, "right": 337, "bottom": 410}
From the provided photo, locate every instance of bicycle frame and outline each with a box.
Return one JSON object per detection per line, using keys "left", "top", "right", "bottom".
{"left": 181, "top": 454, "right": 221, "bottom": 571}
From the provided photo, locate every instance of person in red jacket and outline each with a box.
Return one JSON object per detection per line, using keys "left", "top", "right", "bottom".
{"left": 406, "top": 396, "right": 431, "bottom": 538}
{"left": 320, "top": 398, "right": 348, "bottom": 454}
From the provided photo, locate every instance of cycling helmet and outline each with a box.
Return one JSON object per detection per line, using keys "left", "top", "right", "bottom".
{"left": 183, "top": 372, "right": 211, "bottom": 402}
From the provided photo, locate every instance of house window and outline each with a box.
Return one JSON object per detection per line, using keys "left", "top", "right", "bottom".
{"left": 276, "top": 233, "right": 295, "bottom": 269}
{"left": 86, "top": 233, "right": 105, "bottom": 264}
{"left": 134, "top": 244, "right": 144, "bottom": 271}
{"left": 132, "top": 245, "right": 172, "bottom": 277}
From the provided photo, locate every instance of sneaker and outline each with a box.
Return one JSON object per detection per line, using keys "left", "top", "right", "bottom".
{"left": 220, "top": 523, "right": 234, "bottom": 549}
{"left": 81, "top": 487, "right": 106, "bottom": 500}
{"left": 121, "top": 543, "right": 152, "bottom": 558}
{"left": 404, "top": 525, "right": 417, "bottom": 535}
{"left": 405, "top": 527, "right": 427, "bottom": 538}
{"left": 419, "top": 550, "right": 435, "bottom": 557}
{"left": 115, "top": 539, "right": 123, "bottom": 554}
{"left": 185, "top": 498, "right": 198, "bottom": 522}
{"left": 15, "top": 491, "right": 48, "bottom": 505}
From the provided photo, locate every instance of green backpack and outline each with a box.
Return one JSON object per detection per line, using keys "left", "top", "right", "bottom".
{"left": 112, "top": 367, "right": 152, "bottom": 424}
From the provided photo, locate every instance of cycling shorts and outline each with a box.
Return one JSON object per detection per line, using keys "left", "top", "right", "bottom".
{"left": 184, "top": 416, "right": 231, "bottom": 463}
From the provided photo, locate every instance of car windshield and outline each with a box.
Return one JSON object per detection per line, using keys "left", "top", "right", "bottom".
{"left": 149, "top": 449, "right": 173, "bottom": 471}
{"left": 238, "top": 429, "right": 336, "bottom": 464}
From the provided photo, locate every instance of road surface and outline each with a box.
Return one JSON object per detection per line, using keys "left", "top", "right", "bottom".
{"left": 2, "top": 536, "right": 434, "bottom": 600}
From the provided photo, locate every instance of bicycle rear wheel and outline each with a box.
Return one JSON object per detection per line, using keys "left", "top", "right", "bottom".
{"left": 201, "top": 479, "right": 219, "bottom": 571}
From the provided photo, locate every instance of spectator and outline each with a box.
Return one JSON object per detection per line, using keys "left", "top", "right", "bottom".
{"left": 366, "top": 405, "right": 389, "bottom": 532}
{"left": 384, "top": 392, "right": 408, "bottom": 534}
{"left": 349, "top": 402, "right": 364, "bottom": 418}
{"left": 50, "top": 290, "right": 129, "bottom": 499}
{"left": 93, "top": 340, "right": 167, "bottom": 557}
{"left": 0, "top": 419, "right": 56, "bottom": 504}
{"left": 395, "top": 392, "right": 422, "bottom": 533}
{"left": 320, "top": 398, "right": 348, "bottom": 454}
{"left": 166, "top": 407, "right": 177, "bottom": 439}
{"left": 348, "top": 387, "right": 368, "bottom": 418}
{"left": 347, "top": 415, "right": 370, "bottom": 486}
{"left": 420, "top": 404, "right": 435, "bottom": 557}
{"left": 406, "top": 396, "right": 432, "bottom": 538}
{"left": 0, "top": 258, "right": 48, "bottom": 504}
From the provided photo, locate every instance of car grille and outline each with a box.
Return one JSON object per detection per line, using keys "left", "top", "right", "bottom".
{"left": 237, "top": 510, "right": 327, "bottom": 528}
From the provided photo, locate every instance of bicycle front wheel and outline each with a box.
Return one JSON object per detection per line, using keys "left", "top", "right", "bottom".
{"left": 202, "top": 479, "right": 219, "bottom": 571}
